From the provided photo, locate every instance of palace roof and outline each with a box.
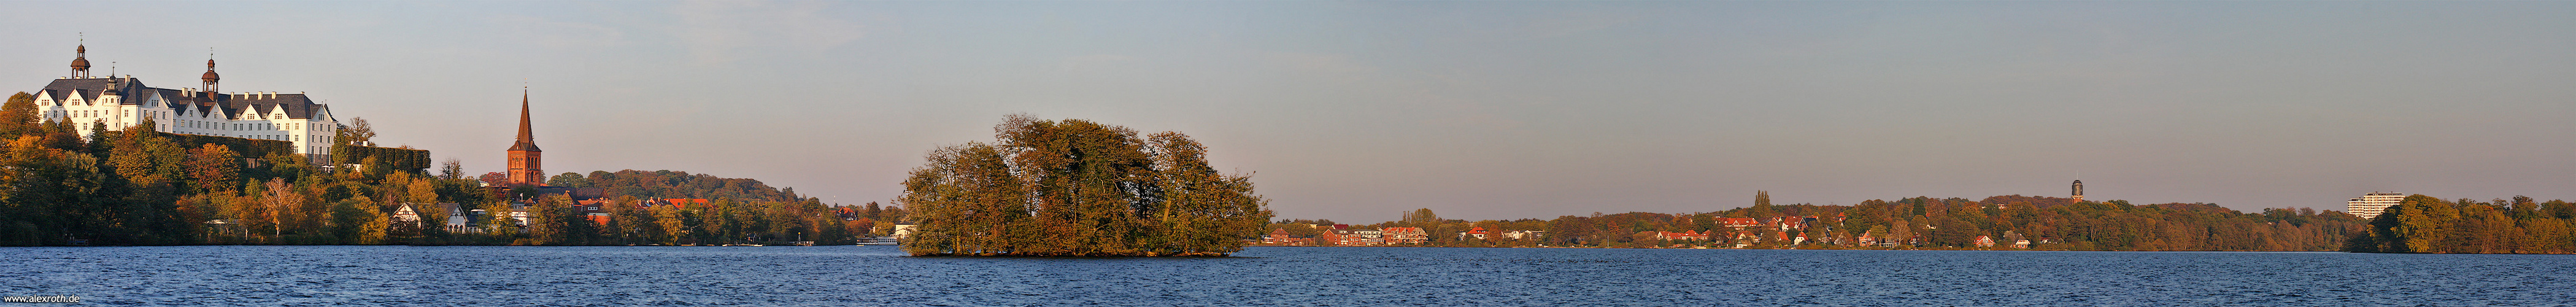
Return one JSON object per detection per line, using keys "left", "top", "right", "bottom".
{"left": 36, "top": 77, "right": 327, "bottom": 120}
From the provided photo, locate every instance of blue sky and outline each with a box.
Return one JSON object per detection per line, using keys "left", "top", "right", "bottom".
{"left": 6, "top": 1, "right": 2572, "bottom": 222}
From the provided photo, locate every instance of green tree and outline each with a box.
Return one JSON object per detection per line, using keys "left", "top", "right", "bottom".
{"left": 1405, "top": 208, "right": 1440, "bottom": 225}
{"left": 549, "top": 172, "right": 587, "bottom": 187}
{"left": 652, "top": 203, "right": 689, "bottom": 245}
{"left": 1143, "top": 131, "right": 1272, "bottom": 255}
{"left": 1749, "top": 190, "right": 1776, "bottom": 219}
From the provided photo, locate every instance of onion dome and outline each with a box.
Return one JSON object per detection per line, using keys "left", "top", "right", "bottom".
{"left": 71, "top": 45, "right": 91, "bottom": 70}
{"left": 201, "top": 59, "right": 220, "bottom": 82}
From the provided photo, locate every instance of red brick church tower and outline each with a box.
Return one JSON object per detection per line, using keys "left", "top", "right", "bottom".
{"left": 506, "top": 90, "right": 544, "bottom": 185}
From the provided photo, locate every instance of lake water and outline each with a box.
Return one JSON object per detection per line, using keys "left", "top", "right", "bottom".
{"left": 2, "top": 246, "right": 2571, "bottom": 306}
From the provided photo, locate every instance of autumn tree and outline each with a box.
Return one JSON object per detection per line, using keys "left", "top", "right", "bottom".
{"left": 184, "top": 144, "right": 241, "bottom": 193}
{"left": 0, "top": 93, "right": 40, "bottom": 139}
{"left": 901, "top": 115, "right": 1270, "bottom": 257}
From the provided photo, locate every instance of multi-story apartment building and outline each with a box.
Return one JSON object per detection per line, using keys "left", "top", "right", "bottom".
{"left": 2347, "top": 192, "right": 2407, "bottom": 219}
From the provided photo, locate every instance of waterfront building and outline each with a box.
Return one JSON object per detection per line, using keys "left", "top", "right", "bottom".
{"left": 1653, "top": 230, "right": 1710, "bottom": 241}
{"left": 1382, "top": 227, "right": 1428, "bottom": 244}
{"left": 391, "top": 203, "right": 472, "bottom": 233}
{"left": 892, "top": 223, "right": 917, "bottom": 239}
{"left": 1352, "top": 229, "right": 1384, "bottom": 245}
{"left": 1262, "top": 228, "right": 1314, "bottom": 246}
{"left": 32, "top": 44, "right": 342, "bottom": 161}
{"left": 1320, "top": 227, "right": 1386, "bottom": 246}
{"left": 2347, "top": 192, "right": 2406, "bottom": 219}
{"left": 1715, "top": 217, "right": 1761, "bottom": 228}
{"left": 1265, "top": 228, "right": 1292, "bottom": 244}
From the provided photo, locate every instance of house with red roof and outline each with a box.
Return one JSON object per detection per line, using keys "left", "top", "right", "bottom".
{"left": 1461, "top": 227, "right": 1492, "bottom": 240}
{"left": 1654, "top": 230, "right": 1711, "bottom": 241}
{"left": 1382, "top": 227, "right": 1429, "bottom": 244}
{"left": 1716, "top": 217, "right": 1761, "bottom": 228}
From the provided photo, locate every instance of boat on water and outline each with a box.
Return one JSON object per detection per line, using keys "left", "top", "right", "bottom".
{"left": 791, "top": 241, "right": 815, "bottom": 246}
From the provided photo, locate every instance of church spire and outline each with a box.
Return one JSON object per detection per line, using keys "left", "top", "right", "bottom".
{"left": 511, "top": 88, "right": 539, "bottom": 152}
{"left": 506, "top": 87, "right": 545, "bottom": 186}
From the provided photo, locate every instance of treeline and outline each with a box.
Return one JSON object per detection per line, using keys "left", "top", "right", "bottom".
{"left": 1273, "top": 191, "right": 2371, "bottom": 251}
{"left": 0, "top": 91, "right": 886, "bottom": 246}
{"left": 532, "top": 169, "right": 806, "bottom": 202}
{"left": 2346, "top": 195, "right": 2576, "bottom": 254}
{"left": 900, "top": 115, "right": 1271, "bottom": 257}
{"left": 458, "top": 195, "right": 885, "bottom": 246}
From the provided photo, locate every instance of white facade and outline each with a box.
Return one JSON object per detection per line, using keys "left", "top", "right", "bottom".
{"left": 2347, "top": 192, "right": 2406, "bottom": 220}
{"left": 34, "top": 77, "right": 339, "bottom": 160}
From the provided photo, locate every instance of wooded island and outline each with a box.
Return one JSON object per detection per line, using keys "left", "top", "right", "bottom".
{"left": 897, "top": 115, "right": 1272, "bottom": 257}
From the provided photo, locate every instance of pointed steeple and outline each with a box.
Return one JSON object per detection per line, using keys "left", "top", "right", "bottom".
{"left": 509, "top": 88, "right": 540, "bottom": 152}
{"left": 505, "top": 87, "right": 546, "bottom": 186}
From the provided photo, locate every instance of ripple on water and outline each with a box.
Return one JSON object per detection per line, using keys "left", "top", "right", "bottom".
{"left": 1, "top": 246, "right": 2574, "bottom": 306}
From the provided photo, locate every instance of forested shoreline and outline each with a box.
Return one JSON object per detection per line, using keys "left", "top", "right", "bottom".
{"left": 10, "top": 87, "right": 2571, "bottom": 255}
{"left": 1268, "top": 192, "right": 2576, "bottom": 254}
{"left": 0, "top": 92, "right": 895, "bottom": 246}
{"left": 2345, "top": 195, "right": 2576, "bottom": 254}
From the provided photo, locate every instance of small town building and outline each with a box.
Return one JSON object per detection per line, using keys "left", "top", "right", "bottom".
{"left": 1460, "top": 227, "right": 1490, "bottom": 240}
{"left": 1381, "top": 227, "right": 1428, "bottom": 244}
{"left": 1654, "top": 230, "right": 1710, "bottom": 241}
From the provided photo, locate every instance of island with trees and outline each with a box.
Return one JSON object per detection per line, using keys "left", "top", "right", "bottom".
{"left": 897, "top": 115, "right": 1273, "bottom": 257}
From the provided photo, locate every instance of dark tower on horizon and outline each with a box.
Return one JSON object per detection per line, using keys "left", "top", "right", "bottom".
{"left": 2071, "top": 180, "right": 2084, "bottom": 203}
{"left": 506, "top": 89, "right": 544, "bottom": 186}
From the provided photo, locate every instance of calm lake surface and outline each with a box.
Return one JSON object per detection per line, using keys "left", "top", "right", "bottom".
{"left": 2, "top": 246, "right": 2571, "bottom": 306}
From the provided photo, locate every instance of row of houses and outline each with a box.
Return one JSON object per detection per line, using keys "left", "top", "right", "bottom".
{"left": 388, "top": 197, "right": 715, "bottom": 232}
{"left": 1457, "top": 227, "right": 1545, "bottom": 241}
{"left": 1263, "top": 225, "right": 1550, "bottom": 246}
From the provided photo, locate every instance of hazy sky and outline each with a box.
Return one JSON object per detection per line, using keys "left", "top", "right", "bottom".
{"left": 7, "top": 1, "right": 2572, "bottom": 222}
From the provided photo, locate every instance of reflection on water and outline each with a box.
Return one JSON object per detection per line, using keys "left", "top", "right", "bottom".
{"left": 2, "top": 246, "right": 2571, "bottom": 306}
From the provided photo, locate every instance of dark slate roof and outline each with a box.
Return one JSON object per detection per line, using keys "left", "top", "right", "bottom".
{"left": 39, "top": 78, "right": 120, "bottom": 103}
{"left": 225, "top": 93, "right": 320, "bottom": 120}
{"left": 148, "top": 88, "right": 196, "bottom": 117}
{"left": 35, "top": 77, "right": 326, "bottom": 120}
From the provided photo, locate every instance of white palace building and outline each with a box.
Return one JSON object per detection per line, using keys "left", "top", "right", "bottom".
{"left": 32, "top": 43, "right": 340, "bottom": 160}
